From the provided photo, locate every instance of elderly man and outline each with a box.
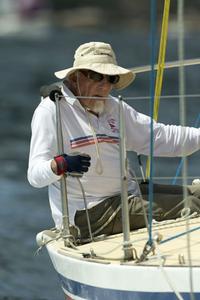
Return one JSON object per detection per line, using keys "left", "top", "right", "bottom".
{"left": 28, "top": 41, "right": 200, "bottom": 240}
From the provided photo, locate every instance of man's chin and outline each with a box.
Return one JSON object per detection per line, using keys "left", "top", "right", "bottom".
{"left": 92, "top": 101, "right": 105, "bottom": 114}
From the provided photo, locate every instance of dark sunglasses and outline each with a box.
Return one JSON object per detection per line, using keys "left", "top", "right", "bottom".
{"left": 80, "top": 70, "right": 120, "bottom": 85}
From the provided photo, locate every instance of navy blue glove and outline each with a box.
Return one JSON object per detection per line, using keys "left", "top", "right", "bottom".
{"left": 63, "top": 153, "right": 91, "bottom": 173}
{"left": 54, "top": 153, "right": 91, "bottom": 175}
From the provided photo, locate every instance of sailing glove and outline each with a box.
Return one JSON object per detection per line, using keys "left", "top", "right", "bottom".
{"left": 54, "top": 153, "right": 91, "bottom": 175}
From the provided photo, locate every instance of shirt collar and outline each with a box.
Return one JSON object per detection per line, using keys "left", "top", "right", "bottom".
{"left": 61, "top": 83, "right": 82, "bottom": 107}
{"left": 104, "top": 95, "right": 116, "bottom": 114}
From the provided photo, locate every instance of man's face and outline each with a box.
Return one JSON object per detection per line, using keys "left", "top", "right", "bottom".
{"left": 74, "top": 70, "right": 118, "bottom": 114}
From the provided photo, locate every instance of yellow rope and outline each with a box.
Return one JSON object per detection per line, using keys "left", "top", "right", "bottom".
{"left": 146, "top": 0, "right": 171, "bottom": 179}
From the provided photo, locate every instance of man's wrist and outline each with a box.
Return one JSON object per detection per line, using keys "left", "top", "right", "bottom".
{"left": 53, "top": 155, "right": 68, "bottom": 175}
{"left": 51, "top": 159, "right": 58, "bottom": 174}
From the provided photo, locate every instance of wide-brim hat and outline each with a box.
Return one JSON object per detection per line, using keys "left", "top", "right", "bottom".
{"left": 54, "top": 42, "right": 135, "bottom": 90}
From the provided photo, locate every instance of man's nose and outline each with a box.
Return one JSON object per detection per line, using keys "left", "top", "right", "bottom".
{"left": 98, "top": 77, "right": 113, "bottom": 89}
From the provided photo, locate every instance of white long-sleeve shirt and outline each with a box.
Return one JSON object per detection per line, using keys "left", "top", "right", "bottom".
{"left": 27, "top": 85, "right": 200, "bottom": 227}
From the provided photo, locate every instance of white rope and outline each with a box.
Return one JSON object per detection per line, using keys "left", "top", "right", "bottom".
{"left": 85, "top": 109, "right": 104, "bottom": 175}
{"left": 155, "top": 244, "right": 184, "bottom": 300}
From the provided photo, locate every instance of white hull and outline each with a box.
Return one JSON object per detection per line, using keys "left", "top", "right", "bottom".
{"left": 38, "top": 216, "right": 200, "bottom": 300}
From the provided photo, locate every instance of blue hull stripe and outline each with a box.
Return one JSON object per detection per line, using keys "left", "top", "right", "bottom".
{"left": 58, "top": 273, "right": 200, "bottom": 300}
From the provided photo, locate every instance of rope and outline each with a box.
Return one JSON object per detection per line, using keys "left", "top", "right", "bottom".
{"left": 85, "top": 109, "right": 104, "bottom": 175}
{"left": 76, "top": 177, "right": 94, "bottom": 242}
{"left": 153, "top": 0, "right": 171, "bottom": 121}
{"left": 160, "top": 225, "right": 200, "bottom": 245}
{"left": 155, "top": 246, "right": 184, "bottom": 300}
{"left": 146, "top": 0, "right": 171, "bottom": 179}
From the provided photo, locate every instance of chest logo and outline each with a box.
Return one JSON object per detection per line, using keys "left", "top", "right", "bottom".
{"left": 107, "top": 118, "right": 119, "bottom": 133}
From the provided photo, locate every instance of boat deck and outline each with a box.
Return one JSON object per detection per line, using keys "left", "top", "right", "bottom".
{"left": 51, "top": 215, "right": 200, "bottom": 267}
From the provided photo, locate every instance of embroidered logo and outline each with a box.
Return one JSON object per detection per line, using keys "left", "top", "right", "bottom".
{"left": 107, "top": 118, "right": 119, "bottom": 133}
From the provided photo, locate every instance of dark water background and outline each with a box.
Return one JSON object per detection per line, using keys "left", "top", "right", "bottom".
{"left": 0, "top": 25, "right": 200, "bottom": 300}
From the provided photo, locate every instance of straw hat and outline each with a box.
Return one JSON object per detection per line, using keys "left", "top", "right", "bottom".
{"left": 54, "top": 42, "right": 135, "bottom": 90}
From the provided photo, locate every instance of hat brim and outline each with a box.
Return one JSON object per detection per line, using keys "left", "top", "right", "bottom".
{"left": 54, "top": 63, "right": 135, "bottom": 90}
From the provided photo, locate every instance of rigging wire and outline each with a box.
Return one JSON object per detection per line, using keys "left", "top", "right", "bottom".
{"left": 147, "top": 0, "right": 157, "bottom": 247}
{"left": 130, "top": 57, "right": 200, "bottom": 74}
{"left": 146, "top": 0, "right": 171, "bottom": 179}
{"left": 178, "top": 0, "right": 188, "bottom": 198}
{"left": 53, "top": 93, "right": 200, "bottom": 101}
{"left": 146, "top": 0, "right": 171, "bottom": 248}
{"left": 123, "top": 93, "right": 200, "bottom": 101}
{"left": 177, "top": 1, "right": 195, "bottom": 299}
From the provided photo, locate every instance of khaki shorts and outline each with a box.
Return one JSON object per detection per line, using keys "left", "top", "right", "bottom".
{"left": 74, "top": 183, "right": 200, "bottom": 240}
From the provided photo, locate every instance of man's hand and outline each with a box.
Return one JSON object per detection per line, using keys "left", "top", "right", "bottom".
{"left": 52, "top": 153, "right": 91, "bottom": 175}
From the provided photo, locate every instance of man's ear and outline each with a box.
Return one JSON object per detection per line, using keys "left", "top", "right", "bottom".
{"left": 67, "top": 72, "right": 78, "bottom": 95}
{"left": 64, "top": 72, "right": 79, "bottom": 96}
{"left": 68, "top": 71, "right": 78, "bottom": 83}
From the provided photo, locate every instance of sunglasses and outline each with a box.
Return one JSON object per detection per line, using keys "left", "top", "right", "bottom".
{"left": 80, "top": 70, "right": 120, "bottom": 85}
